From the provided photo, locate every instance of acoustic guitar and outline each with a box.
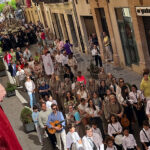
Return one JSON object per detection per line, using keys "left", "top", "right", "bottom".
{"left": 121, "top": 114, "right": 130, "bottom": 127}
{"left": 48, "top": 120, "right": 65, "bottom": 134}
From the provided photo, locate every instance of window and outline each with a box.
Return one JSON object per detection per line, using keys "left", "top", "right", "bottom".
{"left": 115, "top": 8, "right": 139, "bottom": 66}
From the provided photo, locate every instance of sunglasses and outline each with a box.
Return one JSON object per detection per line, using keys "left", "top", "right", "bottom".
{"left": 52, "top": 107, "right": 57, "bottom": 110}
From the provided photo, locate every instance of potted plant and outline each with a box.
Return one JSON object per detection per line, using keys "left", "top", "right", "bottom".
{"left": 5, "top": 83, "right": 16, "bottom": 97}
{"left": 0, "top": 58, "right": 6, "bottom": 77}
{"left": 20, "top": 106, "right": 35, "bottom": 133}
{"left": 87, "top": 61, "right": 99, "bottom": 79}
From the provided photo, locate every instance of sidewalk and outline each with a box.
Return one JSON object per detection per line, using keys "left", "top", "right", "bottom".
{"left": 73, "top": 47, "right": 142, "bottom": 87}
{"left": 0, "top": 76, "right": 52, "bottom": 150}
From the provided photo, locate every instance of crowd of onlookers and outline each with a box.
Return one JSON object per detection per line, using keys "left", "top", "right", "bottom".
{"left": 2, "top": 22, "right": 150, "bottom": 150}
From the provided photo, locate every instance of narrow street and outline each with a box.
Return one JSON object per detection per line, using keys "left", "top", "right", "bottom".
{"left": 0, "top": 44, "right": 143, "bottom": 150}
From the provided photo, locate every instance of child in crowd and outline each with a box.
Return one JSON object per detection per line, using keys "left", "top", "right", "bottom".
{"left": 91, "top": 121, "right": 103, "bottom": 141}
{"left": 122, "top": 128, "right": 139, "bottom": 150}
{"left": 46, "top": 95, "right": 57, "bottom": 111}
{"left": 140, "top": 120, "right": 150, "bottom": 150}
{"left": 66, "top": 124, "right": 84, "bottom": 150}
{"left": 106, "top": 137, "right": 117, "bottom": 150}
{"left": 34, "top": 52, "right": 40, "bottom": 62}
{"left": 32, "top": 105, "right": 43, "bottom": 145}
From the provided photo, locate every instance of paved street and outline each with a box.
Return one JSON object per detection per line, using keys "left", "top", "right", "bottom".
{"left": 0, "top": 76, "right": 53, "bottom": 150}
{"left": 0, "top": 44, "right": 143, "bottom": 150}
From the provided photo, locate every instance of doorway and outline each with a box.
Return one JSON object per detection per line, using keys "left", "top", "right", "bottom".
{"left": 60, "top": 14, "right": 69, "bottom": 41}
{"left": 143, "top": 16, "right": 150, "bottom": 56}
{"left": 115, "top": 8, "right": 139, "bottom": 66}
{"left": 54, "top": 13, "right": 64, "bottom": 40}
{"left": 83, "top": 16, "right": 96, "bottom": 37}
{"left": 67, "top": 14, "right": 78, "bottom": 47}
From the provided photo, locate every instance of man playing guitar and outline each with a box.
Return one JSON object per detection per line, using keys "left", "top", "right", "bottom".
{"left": 47, "top": 104, "right": 67, "bottom": 150}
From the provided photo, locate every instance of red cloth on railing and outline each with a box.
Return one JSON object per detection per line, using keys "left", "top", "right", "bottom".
{"left": 0, "top": 84, "right": 22, "bottom": 150}
{"left": 26, "top": 0, "right": 31, "bottom": 8}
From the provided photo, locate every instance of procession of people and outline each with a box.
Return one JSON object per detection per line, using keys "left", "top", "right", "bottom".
{"left": 1, "top": 21, "right": 150, "bottom": 150}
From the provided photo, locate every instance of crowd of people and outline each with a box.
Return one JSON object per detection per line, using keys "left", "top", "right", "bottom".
{"left": 2, "top": 22, "right": 150, "bottom": 150}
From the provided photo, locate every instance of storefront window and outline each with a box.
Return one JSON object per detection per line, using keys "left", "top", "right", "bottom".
{"left": 115, "top": 8, "right": 139, "bottom": 66}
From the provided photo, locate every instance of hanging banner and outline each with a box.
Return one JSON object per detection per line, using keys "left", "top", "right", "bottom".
{"left": 136, "top": 7, "right": 150, "bottom": 16}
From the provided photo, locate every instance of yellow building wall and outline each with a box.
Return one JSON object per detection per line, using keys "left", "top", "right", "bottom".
{"left": 25, "top": 6, "right": 39, "bottom": 25}
{"left": 43, "top": 2, "right": 83, "bottom": 52}
{"left": 89, "top": 0, "right": 150, "bottom": 73}
{"left": 74, "top": 0, "right": 92, "bottom": 53}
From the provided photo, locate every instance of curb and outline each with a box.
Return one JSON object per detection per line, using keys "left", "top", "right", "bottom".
{"left": 3, "top": 59, "right": 28, "bottom": 104}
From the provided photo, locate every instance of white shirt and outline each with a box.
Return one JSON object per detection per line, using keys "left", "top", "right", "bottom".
{"left": 46, "top": 100, "right": 57, "bottom": 110}
{"left": 60, "top": 55, "right": 68, "bottom": 66}
{"left": 129, "top": 90, "right": 144, "bottom": 104}
{"left": 122, "top": 134, "right": 137, "bottom": 150}
{"left": 106, "top": 145, "right": 117, "bottom": 150}
{"left": 92, "top": 127, "right": 103, "bottom": 140}
{"left": 85, "top": 106, "right": 100, "bottom": 117}
{"left": 82, "top": 133, "right": 104, "bottom": 150}
{"left": 108, "top": 122, "right": 122, "bottom": 136}
{"left": 55, "top": 54, "right": 63, "bottom": 63}
{"left": 77, "top": 90, "right": 88, "bottom": 99}
{"left": 78, "top": 103, "right": 88, "bottom": 118}
{"left": 16, "top": 70, "right": 25, "bottom": 81}
{"left": 146, "top": 100, "right": 150, "bottom": 115}
{"left": 140, "top": 128, "right": 150, "bottom": 143}
{"left": 72, "top": 82, "right": 76, "bottom": 90}
{"left": 91, "top": 48, "right": 100, "bottom": 56}
{"left": 25, "top": 80, "right": 35, "bottom": 94}
{"left": 78, "top": 103, "right": 88, "bottom": 112}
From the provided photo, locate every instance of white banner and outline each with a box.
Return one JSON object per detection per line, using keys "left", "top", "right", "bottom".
{"left": 136, "top": 7, "right": 150, "bottom": 16}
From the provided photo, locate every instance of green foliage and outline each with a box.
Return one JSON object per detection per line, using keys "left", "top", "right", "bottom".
{"left": 8, "top": 0, "right": 16, "bottom": 9}
{"left": 0, "top": 0, "right": 16, "bottom": 12}
{"left": 0, "top": 3, "right": 5, "bottom": 12}
{"left": 0, "top": 58, "right": 5, "bottom": 71}
{"left": 5, "top": 83, "right": 16, "bottom": 92}
{"left": 20, "top": 107, "right": 33, "bottom": 124}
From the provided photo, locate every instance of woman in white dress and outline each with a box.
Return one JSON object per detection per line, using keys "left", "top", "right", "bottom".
{"left": 42, "top": 52, "right": 54, "bottom": 76}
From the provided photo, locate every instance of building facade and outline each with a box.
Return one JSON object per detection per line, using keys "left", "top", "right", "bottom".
{"left": 74, "top": 0, "right": 96, "bottom": 53}
{"left": 43, "top": 0, "right": 85, "bottom": 52}
{"left": 24, "top": 0, "right": 150, "bottom": 73}
{"left": 89, "top": 0, "right": 150, "bottom": 73}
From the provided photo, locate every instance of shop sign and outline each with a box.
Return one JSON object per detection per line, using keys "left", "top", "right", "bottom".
{"left": 136, "top": 7, "right": 150, "bottom": 16}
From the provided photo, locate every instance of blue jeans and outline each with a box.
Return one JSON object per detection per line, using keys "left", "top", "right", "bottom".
{"left": 28, "top": 92, "right": 36, "bottom": 108}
